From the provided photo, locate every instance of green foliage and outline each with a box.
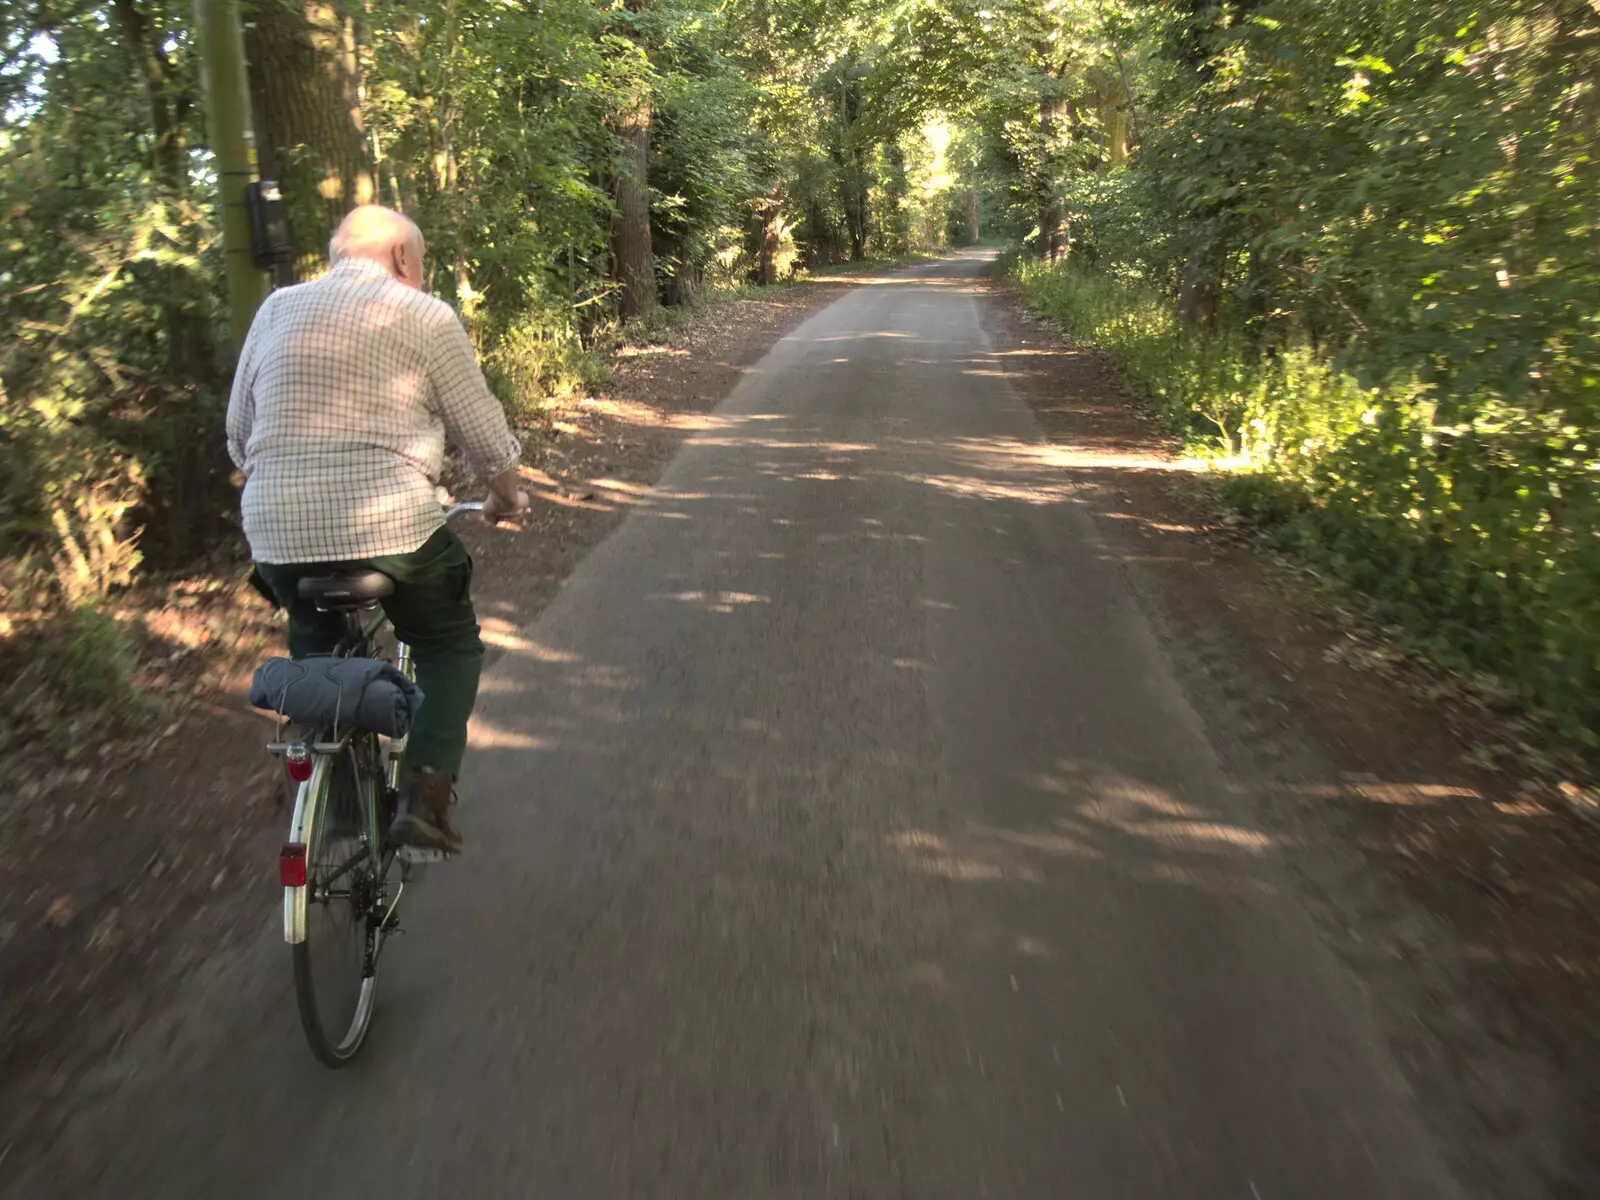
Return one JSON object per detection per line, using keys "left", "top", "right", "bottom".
{"left": 11, "top": 0, "right": 1593, "bottom": 758}
{"left": 2, "top": 0, "right": 966, "bottom": 614}
{"left": 59, "top": 606, "right": 141, "bottom": 709}
{"left": 0, "top": 606, "right": 145, "bottom": 759}
{"left": 482, "top": 304, "right": 607, "bottom": 427}
{"left": 1014, "top": 257, "right": 1600, "bottom": 745}
{"left": 0, "top": 0, "right": 1045, "bottom": 621}
{"left": 2, "top": 5, "right": 223, "bottom": 600}
{"left": 1132, "top": 0, "right": 1600, "bottom": 383}
{"left": 996, "top": 0, "right": 1600, "bottom": 745}
{"left": 650, "top": 44, "right": 762, "bottom": 299}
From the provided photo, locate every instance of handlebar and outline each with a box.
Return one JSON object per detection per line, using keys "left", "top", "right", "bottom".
{"left": 444, "top": 498, "right": 525, "bottom": 527}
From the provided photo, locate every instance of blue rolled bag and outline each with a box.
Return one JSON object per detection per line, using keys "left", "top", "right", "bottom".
{"left": 249, "top": 656, "right": 424, "bottom": 739}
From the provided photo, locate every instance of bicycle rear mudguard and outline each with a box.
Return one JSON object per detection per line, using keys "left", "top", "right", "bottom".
{"left": 282, "top": 752, "right": 332, "bottom": 944}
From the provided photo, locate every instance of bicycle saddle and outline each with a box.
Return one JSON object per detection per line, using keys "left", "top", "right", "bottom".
{"left": 297, "top": 570, "right": 396, "bottom": 609}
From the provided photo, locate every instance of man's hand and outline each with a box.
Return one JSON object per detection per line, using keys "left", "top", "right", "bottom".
{"left": 483, "top": 469, "right": 529, "bottom": 525}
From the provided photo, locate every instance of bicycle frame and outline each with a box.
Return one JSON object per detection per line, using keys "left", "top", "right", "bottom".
{"left": 278, "top": 607, "right": 410, "bottom": 945}
{"left": 274, "top": 499, "right": 481, "bottom": 947}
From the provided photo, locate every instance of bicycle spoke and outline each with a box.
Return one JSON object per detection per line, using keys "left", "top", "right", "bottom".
{"left": 316, "top": 847, "right": 371, "bottom": 891}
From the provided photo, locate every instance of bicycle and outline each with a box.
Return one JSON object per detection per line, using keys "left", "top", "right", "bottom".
{"left": 267, "top": 500, "right": 484, "bottom": 1067}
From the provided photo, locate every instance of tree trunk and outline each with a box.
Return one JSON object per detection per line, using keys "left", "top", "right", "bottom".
{"left": 749, "top": 199, "right": 783, "bottom": 285}
{"left": 664, "top": 254, "right": 700, "bottom": 306}
{"left": 665, "top": 265, "right": 699, "bottom": 307}
{"left": 609, "top": 88, "right": 656, "bottom": 319}
{"left": 881, "top": 143, "right": 909, "bottom": 254}
{"left": 964, "top": 185, "right": 980, "bottom": 244}
{"left": 1037, "top": 94, "right": 1067, "bottom": 261}
{"left": 840, "top": 147, "right": 869, "bottom": 261}
{"left": 1178, "top": 231, "right": 1224, "bottom": 331}
{"left": 1098, "top": 76, "right": 1129, "bottom": 169}
{"left": 245, "top": 0, "right": 375, "bottom": 274}
{"left": 602, "top": 0, "right": 657, "bottom": 318}
{"left": 800, "top": 198, "right": 837, "bottom": 267}
{"left": 834, "top": 169, "right": 864, "bottom": 261}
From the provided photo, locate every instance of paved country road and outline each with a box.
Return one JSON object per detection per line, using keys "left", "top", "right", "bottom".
{"left": 12, "top": 252, "right": 1466, "bottom": 1198}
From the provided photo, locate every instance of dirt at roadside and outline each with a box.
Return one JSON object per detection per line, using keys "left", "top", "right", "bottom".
{"left": 0, "top": 274, "right": 862, "bottom": 1160}
{"left": 981, "top": 277, "right": 1600, "bottom": 1199}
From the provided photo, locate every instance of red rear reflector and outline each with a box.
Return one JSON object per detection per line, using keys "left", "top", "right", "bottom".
{"left": 285, "top": 746, "right": 313, "bottom": 782}
{"left": 280, "top": 843, "right": 308, "bottom": 887}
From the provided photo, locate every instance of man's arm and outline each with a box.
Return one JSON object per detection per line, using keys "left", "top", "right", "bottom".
{"left": 425, "top": 308, "right": 525, "bottom": 518}
{"left": 224, "top": 312, "right": 263, "bottom": 473}
{"left": 481, "top": 467, "right": 527, "bottom": 523}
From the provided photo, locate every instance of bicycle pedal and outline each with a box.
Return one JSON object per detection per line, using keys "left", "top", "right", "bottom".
{"left": 397, "top": 844, "right": 452, "bottom": 865}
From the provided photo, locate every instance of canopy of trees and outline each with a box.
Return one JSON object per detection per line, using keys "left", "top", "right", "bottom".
{"left": 999, "top": 0, "right": 1600, "bottom": 738}
{"left": 1, "top": 0, "right": 1001, "bottom": 602}
{"left": 4, "top": 0, "right": 1597, "bottom": 734}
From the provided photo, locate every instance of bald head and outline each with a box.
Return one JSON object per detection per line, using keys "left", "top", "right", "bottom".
{"left": 329, "top": 205, "right": 425, "bottom": 288}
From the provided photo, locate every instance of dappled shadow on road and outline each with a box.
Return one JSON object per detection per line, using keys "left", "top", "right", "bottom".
{"left": 459, "top": 516, "right": 1563, "bottom": 1192}
{"left": 456, "top": 265, "right": 1599, "bottom": 1191}
{"left": 468, "top": 284, "right": 1600, "bottom": 986}
{"left": 884, "top": 765, "right": 1282, "bottom": 902}
{"left": 437, "top": 254, "right": 1600, "bottom": 1195}
{"left": 970, "top": 277, "right": 1600, "bottom": 1194}
{"left": 464, "top": 336, "right": 1569, "bottom": 954}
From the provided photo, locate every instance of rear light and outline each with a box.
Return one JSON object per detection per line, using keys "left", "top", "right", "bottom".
{"left": 285, "top": 744, "right": 313, "bottom": 783}
{"left": 280, "top": 843, "right": 308, "bottom": 887}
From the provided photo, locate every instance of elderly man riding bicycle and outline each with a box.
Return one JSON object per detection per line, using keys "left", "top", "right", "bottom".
{"left": 227, "top": 204, "right": 528, "bottom": 858}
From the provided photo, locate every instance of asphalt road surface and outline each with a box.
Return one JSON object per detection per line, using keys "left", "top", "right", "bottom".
{"left": 15, "top": 252, "right": 1464, "bottom": 1198}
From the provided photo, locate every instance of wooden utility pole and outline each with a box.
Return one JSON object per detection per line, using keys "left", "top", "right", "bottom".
{"left": 195, "top": 0, "right": 268, "bottom": 354}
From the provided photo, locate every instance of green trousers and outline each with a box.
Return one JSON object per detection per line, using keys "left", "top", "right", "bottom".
{"left": 253, "top": 526, "right": 483, "bottom": 777}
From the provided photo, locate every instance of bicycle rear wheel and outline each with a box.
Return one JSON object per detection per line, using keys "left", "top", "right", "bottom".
{"left": 291, "top": 739, "right": 382, "bottom": 1066}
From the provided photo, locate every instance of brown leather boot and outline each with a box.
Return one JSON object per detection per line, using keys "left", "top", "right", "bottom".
{"left": 389, "top": 769, "right": 463, "bottom": 856}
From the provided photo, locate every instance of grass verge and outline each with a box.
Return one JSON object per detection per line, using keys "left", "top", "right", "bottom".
{"left": 1007, "top": 254, "right": 1600, "bottom": 774}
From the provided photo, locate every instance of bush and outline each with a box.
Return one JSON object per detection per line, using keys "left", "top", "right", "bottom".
{"left": 481, "top": 308, "right": 602, "bottom": 427}
{"left": 1011, "top": 257, "right": 1600, "bottom": 748}
{"left": 0, "top": 605, "right": 145, "bottom": 761}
